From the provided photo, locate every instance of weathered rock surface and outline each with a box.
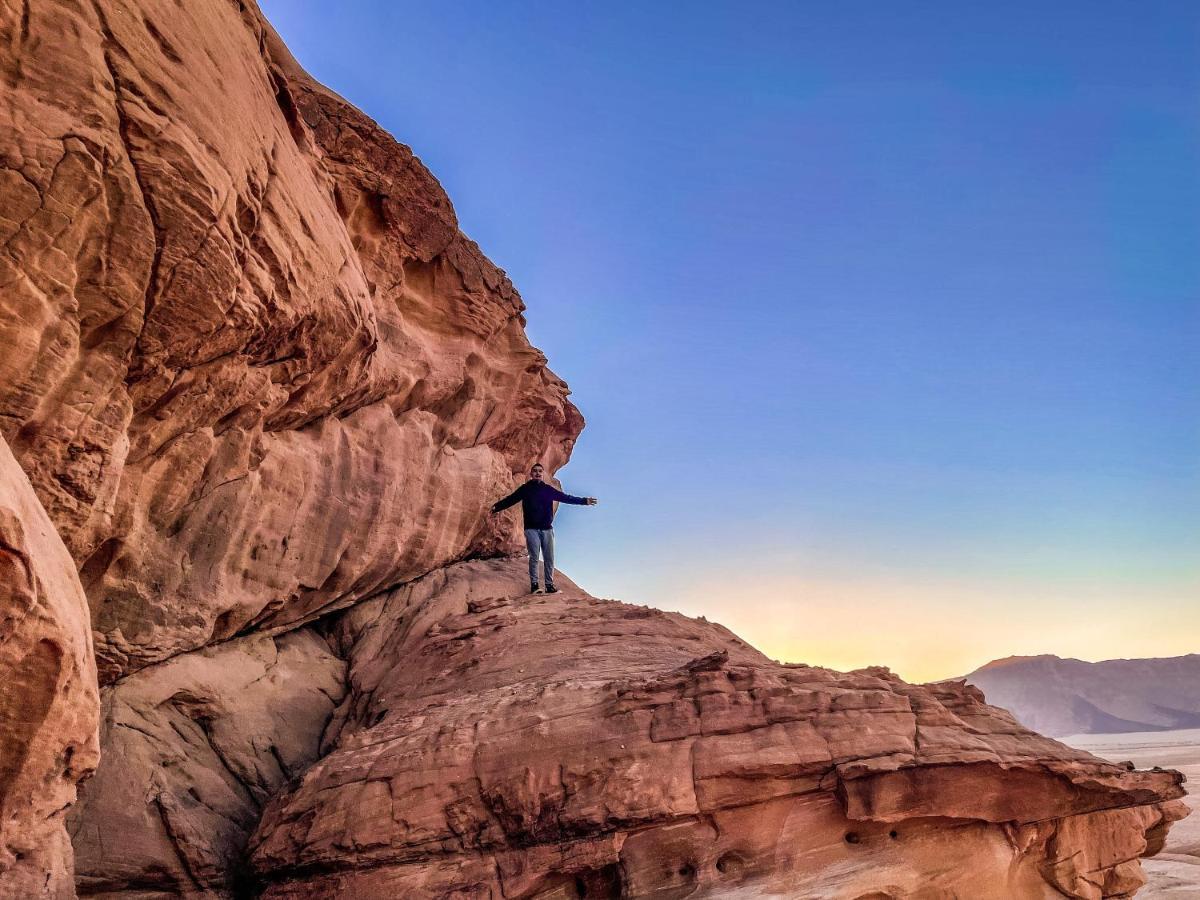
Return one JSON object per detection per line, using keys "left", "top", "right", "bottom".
{"left": 249, "top": 558, "right": 1188, "bottom": 899}
{"left": 0, "top": 436, "right": 100, "bottom": 899}
{"left": 68, "top": 627, "right": 345, "bottom": 898}
{"left": 0, "top": 0, "right": 582, "bottom": 685}
{"left": 1069, "top": 730, "right": 1200, "bottom": 896}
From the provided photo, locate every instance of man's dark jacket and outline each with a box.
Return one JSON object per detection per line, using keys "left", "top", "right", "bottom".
{"left": 492, "top": 480, "right": 588, "bottom": 529}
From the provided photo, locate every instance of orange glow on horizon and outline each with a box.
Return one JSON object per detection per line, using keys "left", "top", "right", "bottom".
{"left": 657, "top": 572, "right": 1200, "bottom": 685}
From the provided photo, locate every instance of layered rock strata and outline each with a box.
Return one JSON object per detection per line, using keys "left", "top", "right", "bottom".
{"left": 0, "top": 437, "right": 100, "bottom": 898}
{"left": 248, "top": 558, "right": 1188, "bottom": 899}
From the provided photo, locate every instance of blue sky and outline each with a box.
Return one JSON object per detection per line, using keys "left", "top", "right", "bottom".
{"left": 261, "top": 1, "right": 1200, "bottom": 680}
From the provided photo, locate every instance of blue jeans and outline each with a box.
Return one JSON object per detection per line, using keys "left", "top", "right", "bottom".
{"left": 524, "top": 528, "right": 555, "bottom": 589}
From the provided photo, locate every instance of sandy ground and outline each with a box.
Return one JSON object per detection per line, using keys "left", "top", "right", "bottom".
{"left": 1064, "top": 729, "right": 1200, "bottom": 897}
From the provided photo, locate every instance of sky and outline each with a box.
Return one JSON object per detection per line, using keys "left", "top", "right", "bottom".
{"left": 261, "top": 1, "right": 1200, "bottom": 682}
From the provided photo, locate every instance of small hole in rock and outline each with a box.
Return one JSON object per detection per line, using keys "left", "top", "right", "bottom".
{"left": 845, "top": 831, "right": 861, "bottom": 844}
{"left": 889, "top": 829, "right": 899, "bottom": 839}
{"left": 716, "top": 852, "right": 745, "bottom": 877}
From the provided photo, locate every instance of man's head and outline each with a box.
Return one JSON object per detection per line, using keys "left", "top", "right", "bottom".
{"left": 529, "top": 463, "right": 545, "bottom": 482}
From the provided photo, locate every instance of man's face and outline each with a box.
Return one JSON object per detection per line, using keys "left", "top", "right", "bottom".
{"left": 530, "top": 465, "right": 544, "bottom": 481}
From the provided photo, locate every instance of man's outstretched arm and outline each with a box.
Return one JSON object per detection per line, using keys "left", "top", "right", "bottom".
{"left": 549, "top": 487, "right": 598, "bottom": 506}
{"left": 491, "top": 484, "right": 526, "bottom": 513}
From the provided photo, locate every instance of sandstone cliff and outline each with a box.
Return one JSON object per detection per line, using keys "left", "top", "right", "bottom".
{"left": 0, "top": 1, "right": 1188, "bottom": 898}
{"left": 0, "top": 0, "right": 582, "bottom": 687}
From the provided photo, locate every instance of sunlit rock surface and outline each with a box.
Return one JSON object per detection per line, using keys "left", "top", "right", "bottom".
{"left": 249, "top": 559, "right": 1187, "bottom": 900}
{"left": 0, "top": 0, "right": 582, "bottom": 685}
{"left": 1067, "top": 729, "right": 1200, "bottom": 896}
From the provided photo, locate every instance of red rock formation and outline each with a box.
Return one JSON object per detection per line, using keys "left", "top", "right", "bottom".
{"left": 247, "top": 559, "right": 1187, "bottom": 899}
{"left": 0, "top": 0, "right": 582, "bottom": 685}
{"left": 68, "top": 628, "right": 345, "bottom": 897}
{"left": 0, "top": 437, "right": 100, "bottom": 897}
{"left": 0, "top": 1, "right": 1188, "bottom": 898}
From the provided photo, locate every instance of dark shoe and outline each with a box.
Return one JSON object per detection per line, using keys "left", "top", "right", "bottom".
{"left": 530, "top": 585, "right": 543, "bottom": 594}
{"left": 545, "top": 585, "right": 560, "bottom": 594}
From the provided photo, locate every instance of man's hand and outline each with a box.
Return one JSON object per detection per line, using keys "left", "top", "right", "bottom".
{"left": 586, "top": 497, "right": 598, "bottom": 506}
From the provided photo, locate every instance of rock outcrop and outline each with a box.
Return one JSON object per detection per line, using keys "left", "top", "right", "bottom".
{"left": 246, "top": 559, "right": 1188, "bottom": 899}
{"left": 0, "top": 1, "right": 1188, "bottom": 898}
{"left": 966, "top": 654, "right": 1200, "bottom": 737}
{"left": 0, "top": 0, "right": 582, "bottom": 686}
{"left": 0, "top": 437, "right": 100, "bottom": 898}
{"left": 1068, "top": 731, "right": 1200, "bottom": 895}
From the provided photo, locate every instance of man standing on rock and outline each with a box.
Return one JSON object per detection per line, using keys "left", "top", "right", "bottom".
{"left": 490, "top": 463, "right": 597, "bottom": 594}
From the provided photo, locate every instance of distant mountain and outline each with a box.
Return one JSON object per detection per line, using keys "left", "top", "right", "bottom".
{"left": 962, "top": 654, "right": 1200, "bottom": 737}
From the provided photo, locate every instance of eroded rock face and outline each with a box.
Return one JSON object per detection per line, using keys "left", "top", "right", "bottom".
{"left": 68, "top": 627, "right": 345, "bottom": 898}
{"left": 248, "top": 559, "right": 1188, "bottom": 899}
{"left": 0, "top": 437, "right": 100, "bottom": 899}
{"left": 0, "top": 0, "right": 582, "bottom": 684}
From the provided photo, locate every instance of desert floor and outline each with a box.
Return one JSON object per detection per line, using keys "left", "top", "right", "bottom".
{"left": 1064, "top": 728, "right": 1200, "bottom": 896}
